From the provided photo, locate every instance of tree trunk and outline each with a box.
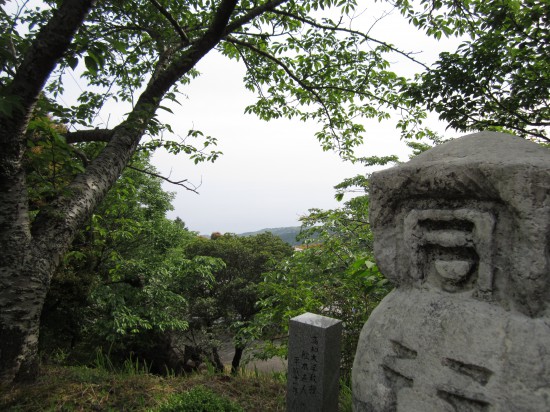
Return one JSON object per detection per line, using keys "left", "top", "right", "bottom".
{"left": 0, "top": 0, "right": 97, "bottom": 385}
{"left": 0, "top": 127, "right": 142, "bottom": 385}
{"left": 211, "top": 346, "right": 225, "bottom": 373}
{"left": 0, "top": 170, "right": 41, "bottom": 383}
{"left": 231, "top": 345, "right": 245, "bottom": 375}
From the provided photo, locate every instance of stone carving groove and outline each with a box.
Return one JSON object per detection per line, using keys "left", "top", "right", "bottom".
{"left": 441, "top": 358, "right": 493, "bottom": 386}
{"left": 352, "top": 132, "right": 550, "bottom": 412}
{"left": 436, "top": 389, "right": 490, "bottom": 412}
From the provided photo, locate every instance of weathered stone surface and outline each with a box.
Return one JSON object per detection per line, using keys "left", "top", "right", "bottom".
{"left": 287, "top": 312, "right": 342, "bottom": 412}
{"left": 352, "top": 132, "right": 550, "bottom": 411}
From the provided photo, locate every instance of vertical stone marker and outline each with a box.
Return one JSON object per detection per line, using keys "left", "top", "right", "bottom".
{"left": 287, "top": 312, "right": 342, "bottom": 412}
{"left": 352, "top": 131, "right": 550, "bottom": 411}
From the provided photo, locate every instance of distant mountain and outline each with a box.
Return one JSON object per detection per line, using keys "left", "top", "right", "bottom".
{"left": 239, "top": 226, "right": 303, "bottom": 246}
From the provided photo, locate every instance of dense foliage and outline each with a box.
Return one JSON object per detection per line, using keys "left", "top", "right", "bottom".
{"left": 251, "top": 176, "right": 391, "bottom": 380}
{"left": 34, "top": 151, "right": 384, "bottom": 381}
{"left": 37, "top": 152, "right": 225, "bottom": 370}
{"left": 183, "top": 232, "right": 294, "bottom": 372}
{"left": 401, "top": 0, "right": 549, "bottom": 141}
{"left": 2, "top": 0, "right": 435, "bottom": 383}
{"left": 36, "top": 157, "right": 295, "bottom": 374}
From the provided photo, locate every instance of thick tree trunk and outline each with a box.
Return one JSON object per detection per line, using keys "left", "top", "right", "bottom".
{"left": 231, "top": 345, "right": 245, "bottom": 375}
{"left": 0, "top": 0, "right": 97, "bottom": 386}
{"left": 0, "top": 263, "right": 50, "bottom": 384}
{"left": 211, "top": 346, "right": 225, "bottom": 373}
{"left": 0, "top": 169, "right": 41, "bottom": 383}
{"left": 0, "top": 127, "right": 142, "bottom": 385}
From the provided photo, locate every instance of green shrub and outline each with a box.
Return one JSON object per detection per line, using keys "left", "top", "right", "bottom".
{"left": 155, "top": 386, "right": 244, "bottom": 412}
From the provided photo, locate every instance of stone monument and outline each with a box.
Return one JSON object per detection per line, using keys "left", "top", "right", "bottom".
{"left": 287, "top": 312, "right": 342, "bottom": 412}
{"left": 352, "top": 131, "right": 550, "bottom": 411}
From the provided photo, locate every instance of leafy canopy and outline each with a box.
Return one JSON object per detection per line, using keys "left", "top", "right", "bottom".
{"left": 253, "top": 177, "right": 391, "bottom": 379}
{"left": 2, "top": 0, "right": 442, "bottom": 164}
{"left": 182, "top": 232, "right": 293, "bottom": 370}
{"left": 399, "top": 0, "right": 549, "bottom": 141}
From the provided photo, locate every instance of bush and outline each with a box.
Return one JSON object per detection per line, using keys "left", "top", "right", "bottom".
{"left": 155, "top": 386, "right": 244, "bottom": 412}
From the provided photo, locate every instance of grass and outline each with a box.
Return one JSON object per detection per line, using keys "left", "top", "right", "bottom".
{"left": 0, "top": 364, "right": 287, "bottom": 412}
{"left": 1, "top": 358, "right": 353, "bottom": 412}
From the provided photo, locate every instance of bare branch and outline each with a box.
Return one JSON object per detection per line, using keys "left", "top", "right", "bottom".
{"left": 126, "top": 165, "right": 200, "bottom": 193}
{"left": 3, "top": 0, "right": 31, "bottom": 73}
{"left": 70, "top": 146, "right": 90, "bottom": 166}
{"left": 272, "top": 9, "right": 429, "bottom": 70}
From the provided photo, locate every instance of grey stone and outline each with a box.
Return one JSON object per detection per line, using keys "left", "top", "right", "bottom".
{"left": 287, "top": 312, "right": 342, "bottom": 412}
{"left": 352, "top": 132, "right": 550, "bottom": 411}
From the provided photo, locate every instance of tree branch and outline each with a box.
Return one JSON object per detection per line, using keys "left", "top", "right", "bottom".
{"left": 65, "top": 128, "right": 115, "bottom": 144}
{"left": 2, "top": 0, "right": 96, "bottom": 136}
{"left": 224, "top": 0, "right": 288, "bottom": 35}
{"left": 70, "top": 146, "right": 90, "bottom": 166}
{"left": 227, "top": 36, "right": 345, "bottom": 138}
{"left": 315, "top": 84, "right": 411, "bottom": 113}
{"left": 148, "top": 0, "right": 190, "bottom": 45}
{"left": 103, "top": 24, "right": 162, "bottom": 43}
{"left": 0, "top": 0, "right": 96, "bottom": 183}
{"left": 207, "top": 0, "right": 240, "bottom": 38}
{"left": 272, "top": 9, "right": 429, "bottom": 70}
{"left": 137, "top": 0, "right": 239, "bottom": 107}
{"left": 230, "top": 43, "right": 266, "bottom": 99}
{"left": 227, "top": 37, "right": 309, "bottom": 90}
{"left": 126, "top": 165, "right": 200, "bottom": 193}
{"left": 29, "top": 0, "right": 238, "bottom": 292}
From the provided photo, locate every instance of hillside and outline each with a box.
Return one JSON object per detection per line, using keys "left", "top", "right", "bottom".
{"left": 239, "top": 226, "right": 303, "bottom": 246}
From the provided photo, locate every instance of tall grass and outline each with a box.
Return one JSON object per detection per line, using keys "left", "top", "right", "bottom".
{"left": 94, "top": 348, "right": 151, "bottom": 375}
{"left": 339, "top": 379, "right": 353, "bottom": 412}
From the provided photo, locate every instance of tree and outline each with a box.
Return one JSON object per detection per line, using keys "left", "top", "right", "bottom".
{"left": 38, "top": 155, "right": 199, "bottom": 363}
{"left": 183, "top": 232, "right": 293, "bottom": 373}
{"left": 401, "top": 0, "right": 550, "bottom": 141}
{"left": 21, "top": 134, "right": 224, "bottom": 374}
{"left": 252, "top": 176, "right": 391, "bottom": 379}
{"left": 0, "top": 0, "right": 432, "bottom": 384}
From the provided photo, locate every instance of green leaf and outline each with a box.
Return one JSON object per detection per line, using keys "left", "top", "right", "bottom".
{"left": 67, "top": 55, "right": 79, "bottom": 70}
{"left": 84, "top": 55, "right": 98, "bottom": 75}
{"left": 159, "top": 105, "right": 173, "bottom": 114}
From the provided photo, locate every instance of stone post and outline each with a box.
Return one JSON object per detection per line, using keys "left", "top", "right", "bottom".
{"left": 286, "top": 312, "right": 342, "bottom": 412}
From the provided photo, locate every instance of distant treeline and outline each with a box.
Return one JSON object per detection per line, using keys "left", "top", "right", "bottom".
{"left": 239, "top": 226, "right": 303, "bottom": 246}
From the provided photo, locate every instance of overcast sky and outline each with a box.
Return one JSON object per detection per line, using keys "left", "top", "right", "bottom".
{"left": 151, "top": 52, "right": 412, "bottom": 235}
{"left": 147, "top": 5, "right": 461, "bottom": 235}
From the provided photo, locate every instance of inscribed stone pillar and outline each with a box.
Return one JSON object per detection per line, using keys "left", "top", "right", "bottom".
{"left": 352, "top": 131, "right": 550, "bottom": 411}
{"left": 287, "top": 312, "right": 342, "bottom": 412}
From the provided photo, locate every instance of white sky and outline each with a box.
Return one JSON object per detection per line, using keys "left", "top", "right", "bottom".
{"left": 152, "top": 52, "right": 413, "bottom": 235}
